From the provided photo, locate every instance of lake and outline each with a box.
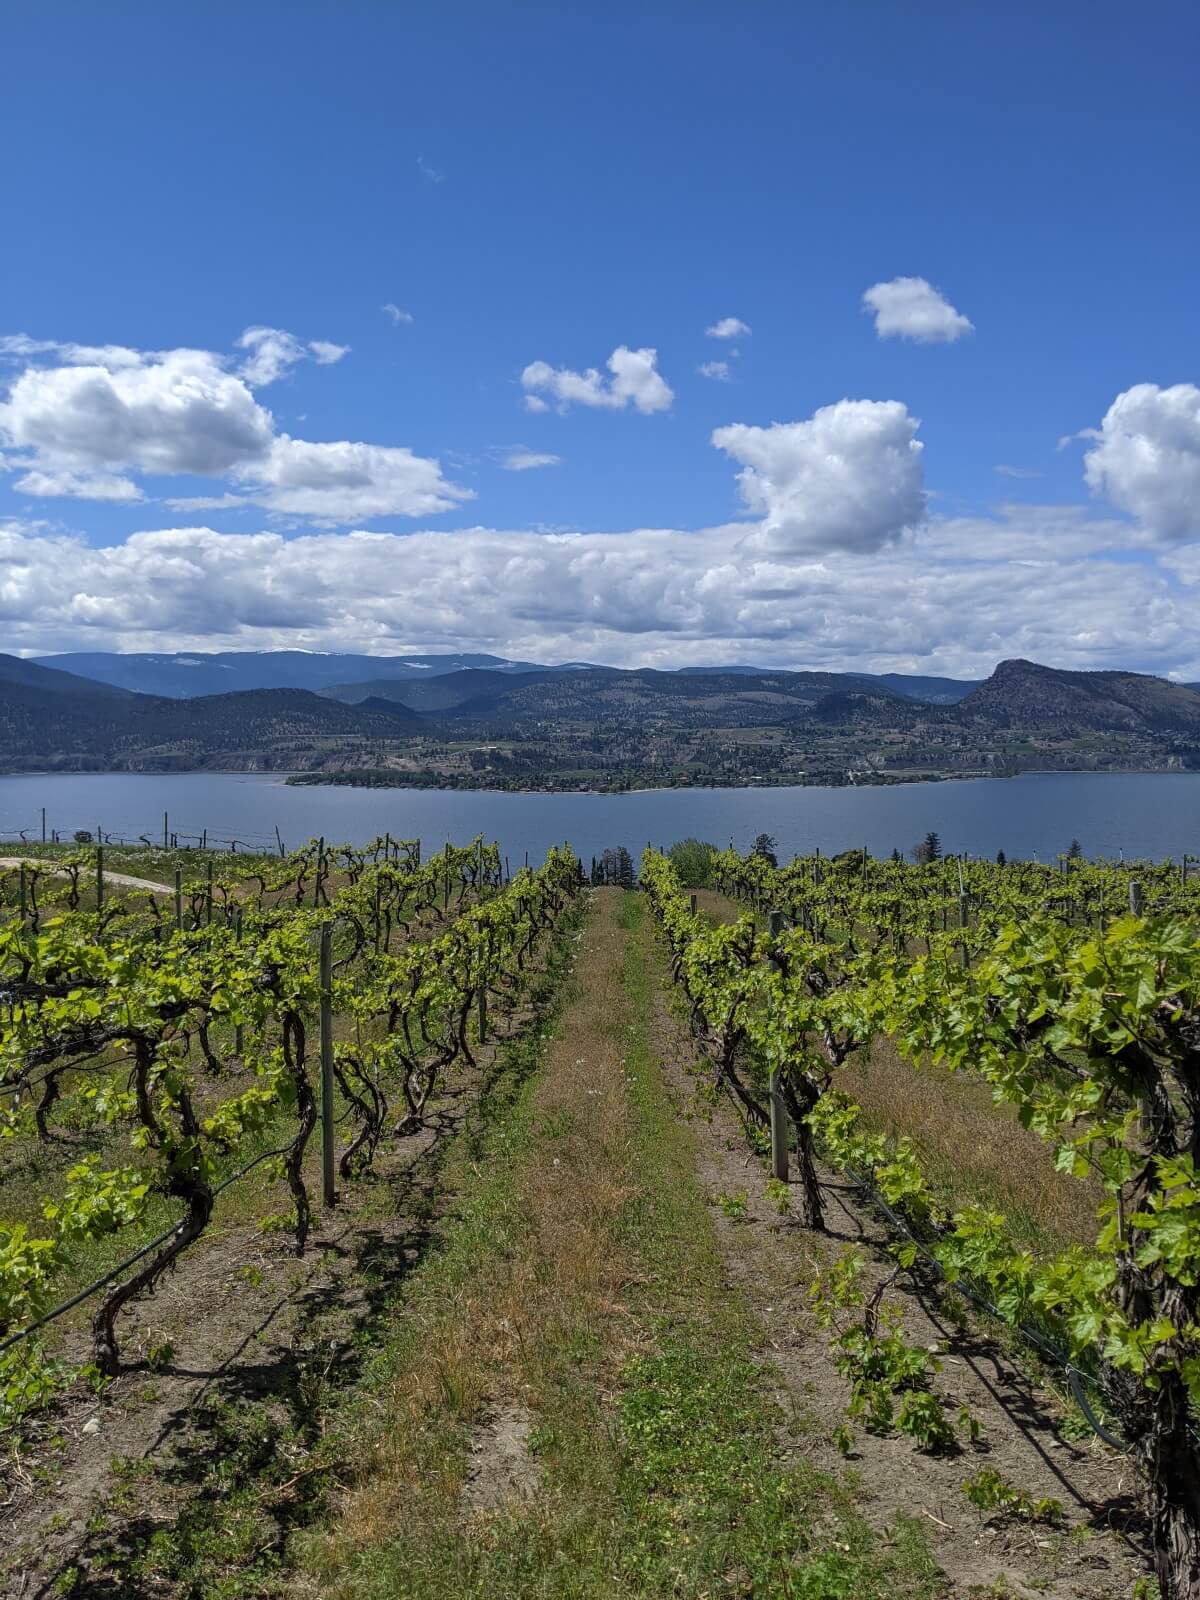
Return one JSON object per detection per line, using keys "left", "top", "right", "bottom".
{"left": 1, "top": 771, "right": 1198, "bottom": 864}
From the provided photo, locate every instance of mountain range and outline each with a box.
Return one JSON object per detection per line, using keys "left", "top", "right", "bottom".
{"left": 30, "top": 649, "right": 982, "bottom": 704}
{"left": 2, "top": 650, "right": 1199, "bottom": 781}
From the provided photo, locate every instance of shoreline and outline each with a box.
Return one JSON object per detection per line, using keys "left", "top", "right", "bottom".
{"left": 0, "top": 766, "right": 1196, "bottom": 796}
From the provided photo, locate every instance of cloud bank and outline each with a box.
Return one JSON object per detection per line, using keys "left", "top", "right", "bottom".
{"left": 2, "top": 504, "right": 1193, "bottom": 679}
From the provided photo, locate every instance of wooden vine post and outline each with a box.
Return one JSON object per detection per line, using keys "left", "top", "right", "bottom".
{"left": 767, "top": 908, "right": 790, "bottom": 1182}
{"left": 234, "top": 908, "right": 245, "bottom": 1057}
{"left": 96, "top": 846, "right": 105, "bottom": 911}
{"left": 319, "top": 923, "right": 336, "bottom": 1207}
{"left": 174, "top": 867, "right": 183, "bottom": 932}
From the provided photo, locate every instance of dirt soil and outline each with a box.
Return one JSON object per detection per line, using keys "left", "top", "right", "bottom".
{"left": 1, "top": 984, "right": 546, "bottom": 1600}
{"left": 644, "top": 934, "right": 1151, "bottom": 1600}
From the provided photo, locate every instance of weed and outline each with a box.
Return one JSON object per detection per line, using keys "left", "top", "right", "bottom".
{"left": 963, "top": 1466, "right": 1064, "bottom": 1525}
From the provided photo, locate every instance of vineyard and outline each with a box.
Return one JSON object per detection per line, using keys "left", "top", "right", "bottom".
{"left": 643, "top": 844, "right": 1200, "bottom": 1600}
{"left": 2, "top": 836, "right": 1199, "bottom": 1597}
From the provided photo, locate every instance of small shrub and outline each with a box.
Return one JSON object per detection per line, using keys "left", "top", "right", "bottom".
{"left": 667, "top": 838, "right": 718, "bottom": 889}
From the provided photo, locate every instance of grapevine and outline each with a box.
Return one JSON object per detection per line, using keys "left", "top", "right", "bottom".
{"left": 0, "top": 837, "right": 580, "bottom": 1407}
{"left": 645, "top": 843, "right": 1200, "bottom": 1599}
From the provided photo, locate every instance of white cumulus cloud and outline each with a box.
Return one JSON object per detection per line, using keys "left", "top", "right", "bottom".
{"left": 14, "top": 468, "right": 144, "bottom": 502}
{"left": 237, "top": 327, "right": 349, "bottom": 386}
{"left": 862, "top": 277, "right": 973, "bottom": 343}
{"left": 499, "top": 449, "right": 563, "bottom": 471}
{"left": 1082, "top": 383, "right": 1200, "bottom": 541}
{"left": 382, "top": 304, "right": 414, "bottom": 326}
{"left": 237, "top": 327, "right": 308, "bottom": 387}
{"left": 706, "top": 317, "right": 751, "bottom": 339}
{"left": 712, "top": 399, "right": 925, "bottom": 554}
{"left": 0, "top": 333, "right": 464, "bottom": 523}
{"left": 521, "top": 346, "right": 674, "bottom": 414}
{"left": 236, "top": 437, "right": 474, "bottom": 521}
{"left": 0, "top": 348, "right": 274, "bottom": 476}
{"left": 308, "top": 340, "right": 350, "bottom": 365}
{"left": 0, "top": 334, "right": 145, "bottom": 369}
{"left": 162, "top": 493, "right": 248, "bottom": 512}
{"left": 698, "top": 361, "right": 732, "bottom": 382}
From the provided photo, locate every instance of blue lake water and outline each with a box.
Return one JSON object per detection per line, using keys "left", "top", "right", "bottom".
{"left": 0, "top": 771, "right": 1198, "bottom": 864}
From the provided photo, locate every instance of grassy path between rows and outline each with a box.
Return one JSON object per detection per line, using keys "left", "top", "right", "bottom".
{"left": 296, "top": 889, "right": 945, "bottom": 1599}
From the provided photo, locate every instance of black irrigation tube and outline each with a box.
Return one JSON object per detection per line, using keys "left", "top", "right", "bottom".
{"left": 836, "top": 1156, "right": 1131, "bottom": 1452}
{"left": 0, "top": 1139, "right": 294, "bottom": 1358}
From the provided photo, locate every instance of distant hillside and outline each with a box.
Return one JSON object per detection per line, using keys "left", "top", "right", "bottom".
{"left": 329, "top": 663, "right": 972, "bottom": 719}
{"left": 0, "top": 682, "right": 422, "bottom": 772}
{"left": 36, "top": 647, "right": 985, "bottom": 705}
{"left": 0, "top": 652, "right": 135, "bottom": 700}
{"left": 4, "top": 650, "right": 1199, "bottom": 782}
{"left": 424, "top": 667, "right": 918, "bottom": 732}
{"left": 853, "top": 672, "right": 979, "bottom": 705}
{"left": 959, "top": 659, "right": 1200, "bottom": 733}
{"left": 669, "top": 665, "right": 978, "bottom": 700}
{"left": 325, "top": 666, "right": 575, "bottom": 712}
{"left": 30, "top": 650, "right": 543, "bottom": 698}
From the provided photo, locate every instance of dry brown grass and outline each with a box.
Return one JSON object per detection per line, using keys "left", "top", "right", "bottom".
{"left": 695, "top": 883, "right": 1099, "bottom": 1251}
{"left": 693, "top": 887, "right": 748, "bottom": 924}
{"left": 841, "top": 1035, "right": 1101, "bottom": 1249}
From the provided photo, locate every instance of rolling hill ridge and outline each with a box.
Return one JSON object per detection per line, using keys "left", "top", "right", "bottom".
{"left": 3, "top": 652, "right": 1199, "bottom": 781}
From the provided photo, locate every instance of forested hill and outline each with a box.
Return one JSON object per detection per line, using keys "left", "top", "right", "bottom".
{"left": 0, "top": 661, "right": 424, "bottom": 772}
{"left": 959, "top": 658, "right": 1200, "bottom": 732}
{"left": 0, "top": 652, "right": 136, "bottom": 701}
{"left": 326, "top": 665, "right": 920, "bottom": 728}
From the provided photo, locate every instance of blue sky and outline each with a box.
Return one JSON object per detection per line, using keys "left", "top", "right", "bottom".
{"left": 2, "top": 2, "right": 1199, "bottom": 676}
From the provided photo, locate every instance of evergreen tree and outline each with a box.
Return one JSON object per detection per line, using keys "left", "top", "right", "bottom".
{"left": 751, "top": 832, "right": 778, "bottom": 868}
{"left": 996, "top": 848, "right": 1007, "bottom": 866}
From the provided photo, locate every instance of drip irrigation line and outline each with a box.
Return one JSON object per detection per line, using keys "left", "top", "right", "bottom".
{"left": 839, "top": 1157, "right": 1131, "bottom": 1452}
{"left": 0, "top": 1138, "right": 294, "bottom": 1357}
